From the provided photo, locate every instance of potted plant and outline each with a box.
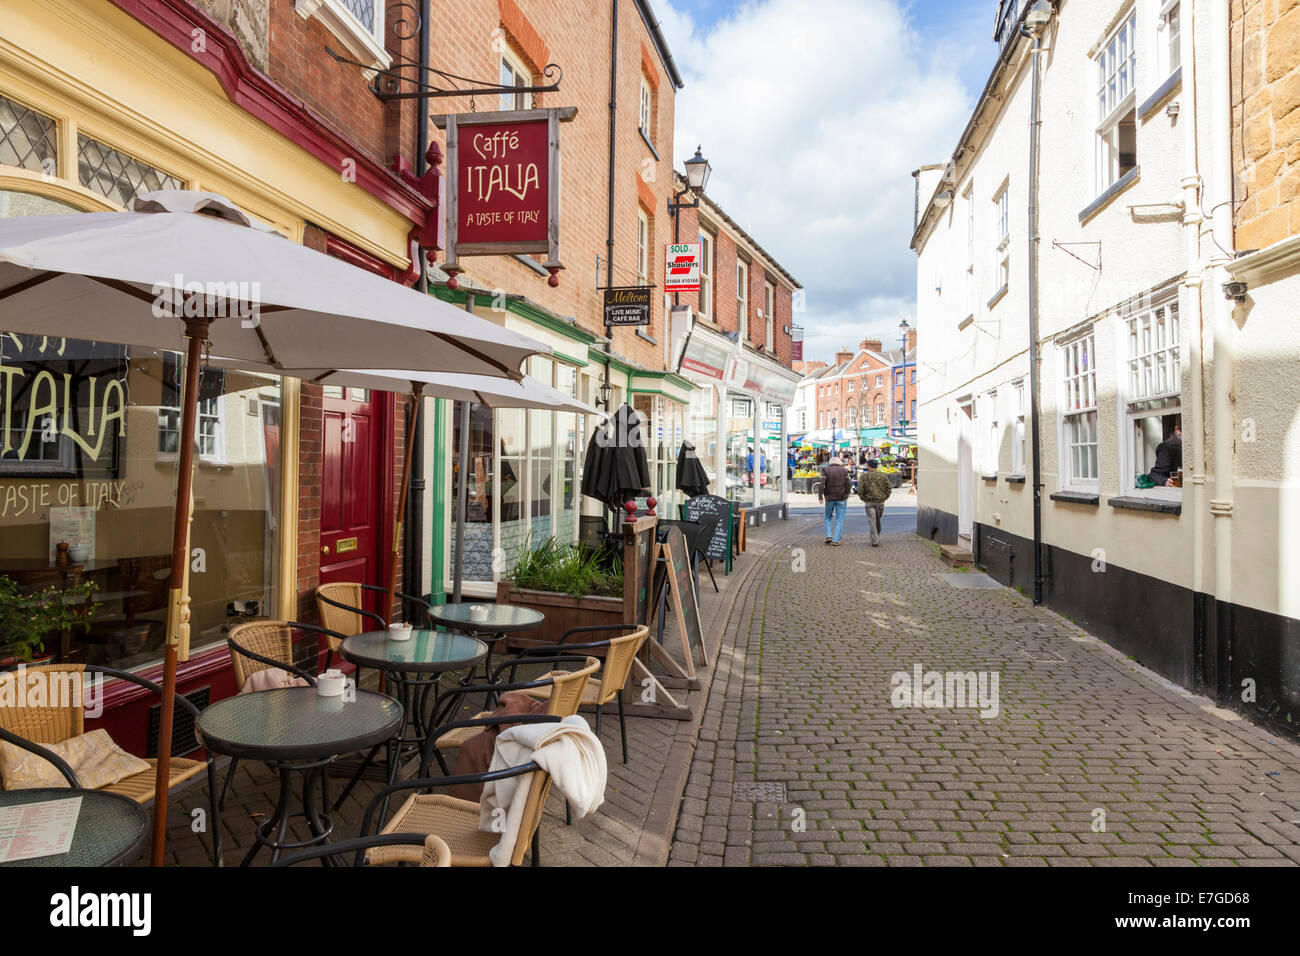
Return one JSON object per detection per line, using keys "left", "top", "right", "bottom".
{"left": 0, "top": 576, "right": 99, "bottom": 665}
{"left": 495, "top": 537, "right": 627, "bottom": 647}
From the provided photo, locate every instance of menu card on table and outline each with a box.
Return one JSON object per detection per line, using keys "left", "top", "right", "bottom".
{"left": 0, "top": 795, "right": 82, "bottom": 863}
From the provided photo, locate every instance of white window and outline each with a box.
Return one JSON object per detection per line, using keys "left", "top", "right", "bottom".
{"left": 993, "top": 181, "right": 1010, "bottom": 298}
{"left": 1060, "top": 333, "right": 1099, "bottom": 488}
{"left": 847, "top": 379, "right": 854, "bottom": 393}
{"left": 294, "top": 0, "right": 389, "bottom": 71}
{"left": 1122, "top": 293, "right": 1182, "bottom": 497}
{"left": 158, "top": 359, "right": 225, "bottom": 463}
{"left": 639, "top": 75, "right": 653, "bottom": 138}
{"left": 636, "top": 208, "right": 649, "bottom": 286}
{"left": 876, "top": 402, "right": 885, "bottom": 424}
{"left": 698, "top": 229, "right": 714, "bottom": 320}
{"left": 499, "top": 50, "right": 533, "bottom": 111}
{"left": 985, "top": 391, "right": 999, "bottom": 475}
{"left": 1096, "top": 12, "right": 1138, "bottom": 193}
{"left": 847, "top": 407, "right": 856, "bottom": 426}
{"left": 875, "top": 375, "right": 883, "bottom": 387}
{"left": 965, "top": 182, "right": 976, "bottom": 271}
{"left": 1157, "top": 0, "right": 1181, "bottom": 79}
{"left": 736, "top": 259, "right": 749, "bottom": 327}
{"left": 1011, "top": 381, "right": 1026, "bottom": 475}
{"left": 765, "top": 281, "right": 776, "bottom": 349}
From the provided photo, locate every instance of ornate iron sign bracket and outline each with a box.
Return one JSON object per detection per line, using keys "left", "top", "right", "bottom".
{"left": 327, "top": 47, "right": 563, "bottom": 103}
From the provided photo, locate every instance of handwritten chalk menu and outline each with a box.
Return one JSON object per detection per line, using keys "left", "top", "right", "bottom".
{"left": 682, "top": 494, "right": 731, "bottom": 565}
{"left": 660, "top": 526, "right": 708, "bottom": 676}
{"left": 621, "top": 516, "right": 659, "bottom": 627}
{"left": 0, "top": 795, "right": 81, "bottom": 863}
{"left": 48, "top": 506, "right": 95, "bottom": 564}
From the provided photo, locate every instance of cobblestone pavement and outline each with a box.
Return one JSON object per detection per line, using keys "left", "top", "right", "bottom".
{"left": 669, "top": 506, "right": 1300, "bottom": 867}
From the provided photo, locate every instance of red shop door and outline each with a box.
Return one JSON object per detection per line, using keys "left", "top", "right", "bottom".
{"left": 320, "top": 387, "right": 388, "bottom": 620}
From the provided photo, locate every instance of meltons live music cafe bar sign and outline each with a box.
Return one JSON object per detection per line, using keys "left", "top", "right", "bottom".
{"left": 433, "top": 107, "right": 577, "bottom": 289}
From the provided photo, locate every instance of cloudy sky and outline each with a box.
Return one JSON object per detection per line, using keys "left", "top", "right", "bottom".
{"left": 656, "top": 0, "right": 995, "bottom": 364}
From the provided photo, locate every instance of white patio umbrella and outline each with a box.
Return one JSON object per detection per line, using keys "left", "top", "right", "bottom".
{"left": 0, "top": 191, "right": 549, "bottom": 866}
{"left": 261, "top": 367, "right": 600, "bottom": 610}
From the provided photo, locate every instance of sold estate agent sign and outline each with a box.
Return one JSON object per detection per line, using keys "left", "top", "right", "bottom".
{"left": 433, "top": 107, "right": 577, "bottom": 281}
{"left": 664, "top": 243, "right": 701, "bottom": 293}
{"left": 604, "top": 287, "right": 651, "bottom": 327}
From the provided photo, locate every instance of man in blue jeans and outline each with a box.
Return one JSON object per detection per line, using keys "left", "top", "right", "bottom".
{"left": 818, "top": 453, "right": 852, "bottom": 546}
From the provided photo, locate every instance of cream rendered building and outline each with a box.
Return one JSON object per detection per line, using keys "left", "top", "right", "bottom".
{"left": 913, "top": 0, "right": 1297, "bottom": 732}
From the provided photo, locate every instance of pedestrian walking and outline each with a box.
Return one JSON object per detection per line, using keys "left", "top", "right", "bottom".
{"left": 817, "top": 453, "right": 852, "bottom": 545}
{"left": 857, "top": 458, "right": 892, "bottom": 547}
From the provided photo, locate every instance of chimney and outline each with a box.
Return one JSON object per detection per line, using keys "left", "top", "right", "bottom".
{"left": 860, "top": 338, "right": 882, "bottom": 354}
{"left": 835, "top": 347, "right": 854, "bottom": 366}
{"left": 905, "top": 327, "right": 917, "bottom": 354}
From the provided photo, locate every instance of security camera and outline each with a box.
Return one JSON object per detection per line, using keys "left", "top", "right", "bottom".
{"left": 1223, "top": 280, "right": 1248, "bottom": 302}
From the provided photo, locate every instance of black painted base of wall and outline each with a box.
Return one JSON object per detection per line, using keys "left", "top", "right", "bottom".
{"left": 913, "top": 507, "right": 1299, "bottom": 740}
{"left": 916, "top": 503, "right": 959, "bottom": 545}
{"left": 743, "top": 503, "right": 788, "bottom": 525}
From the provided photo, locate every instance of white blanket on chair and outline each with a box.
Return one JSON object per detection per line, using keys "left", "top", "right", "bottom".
{"left": 478, "top": 715, "right": 607, "bottom": 866}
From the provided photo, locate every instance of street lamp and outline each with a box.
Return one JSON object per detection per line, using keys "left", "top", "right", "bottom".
{"left": 667, "top": 146, "right": 713, "bottom": 245}
{"left": 596, "top": 379, "right": 613, "bottom": 410}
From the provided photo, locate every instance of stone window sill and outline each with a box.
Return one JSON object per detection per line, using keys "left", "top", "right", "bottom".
{"left": 1079, "top": 167, "right": 1140, "bottom": 224}
{"left": 295, "top": 0, "right": 391, "bottom": 71}
{"left": 981, "top": 474, "right": 998, "bottom": 483}
{"left": 987, "top": 285, "right": 1008, "bottom": 309}
{"left": 636, "top": 328, "right": 658, "bottom": 345}
{"left": 1005, "top": 474, "right": 1026, "bottom": 484}
{"left": 1138, "top": 68, "right": 1182, "bottom": 122}
{"left": 1049, "top": 490, "right": 1099, "bottom": 506}
{"left": 639, "top": 128, "right": 660, "bottom": 162}
{"left": 1108, "top": 495, "right": 1182, "bottom": 516}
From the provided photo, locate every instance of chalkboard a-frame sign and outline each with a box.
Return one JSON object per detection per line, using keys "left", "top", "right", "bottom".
{"left": 658, "top": 525, "right": 708, "bottom": 676}
{"left": 681, "top": 494, "right": 733, "bottom": 573}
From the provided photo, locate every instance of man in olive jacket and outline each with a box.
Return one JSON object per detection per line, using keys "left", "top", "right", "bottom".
{"left": 857, "top": 459, "right": 893, "bottom": 547}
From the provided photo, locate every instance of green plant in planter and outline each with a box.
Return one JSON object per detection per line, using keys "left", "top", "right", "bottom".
{"left": 0, "top": 576, "right": 100, "bottom": 663}
{"left": 507, "top": 537, "right": 624, "bottom": 598}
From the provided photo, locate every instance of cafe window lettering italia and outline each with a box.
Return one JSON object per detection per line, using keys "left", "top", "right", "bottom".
{"left": 0, "top": 332, "right": 283, "bottom": 669}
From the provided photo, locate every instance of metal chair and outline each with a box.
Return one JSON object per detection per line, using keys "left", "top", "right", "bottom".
{"left": 219, "top": 620, "right": 345, "bottom": 811}
{"left": 270, "top": 832, "right": 452, "bottom": 867}
{"left": 423, "top": 656, "right": 601, "bottom": 775}
{"left": 315, "top": 582, "right": 435, "bottom": 631}
{"left": 512, "top": 625, "right": 650, "bottom": 763}
{"left": 360, "top": 713, "right": 563, "bottom": 867}
{"left": 0, "top": 663, "right": 223, "bottom": 866}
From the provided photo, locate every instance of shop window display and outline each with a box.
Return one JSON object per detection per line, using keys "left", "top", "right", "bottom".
{"left": 0, "top": 333, "right": 281, "bottom": 669}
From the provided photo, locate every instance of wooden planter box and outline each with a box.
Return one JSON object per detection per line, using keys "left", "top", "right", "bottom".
{"left": 495, "top": 581, "right": 625, "bottom": 649}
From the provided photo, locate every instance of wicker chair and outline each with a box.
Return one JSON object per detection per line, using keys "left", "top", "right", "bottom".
{"left": 270, "top": 832, "right": 451, "bottom": 867}
{"left": 513, "top": 625, "right": 650, "bottom": 764}
{"left": 363, "top": 714, "right": 563, "bottom": 867}
{"left": 0, "top": 663, "right": 223, "bottom": 865}
{"left": 423, "top": 656, "right": 600, "bottom": 774}
{"left": 315, "top": 582, "right": 434, "bottom": 633}
{"left": 219, "top": 620, "right": 345, "bottom": 810}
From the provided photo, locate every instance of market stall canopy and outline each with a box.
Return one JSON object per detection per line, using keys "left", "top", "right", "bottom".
{"left": 801, "top": 427, "right": 851, "bottom": 447}
{"left": 675, "top": 440, "right": 711, "bottom": 498}
{"left": 0, "top": 190, "right": 548, "bottom": 378}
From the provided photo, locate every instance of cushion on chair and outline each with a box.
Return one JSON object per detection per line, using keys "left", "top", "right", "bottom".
{"left": 0, "top": 728, "right": 150, "bottom": 791}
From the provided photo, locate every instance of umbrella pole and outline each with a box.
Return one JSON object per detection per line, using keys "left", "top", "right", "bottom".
{"left": 451, "top": 399, "right": 470, "bottom": 603}
{"left": 386, "top": 383, "right": 422, "bottom": 626}
{"left": 151, "top": 317, "right": 208, "bottom": 867}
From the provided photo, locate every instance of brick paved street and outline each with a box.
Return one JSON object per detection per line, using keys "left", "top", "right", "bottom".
{"left": 669, "top": 503, "right": 1300, "bottom": 867}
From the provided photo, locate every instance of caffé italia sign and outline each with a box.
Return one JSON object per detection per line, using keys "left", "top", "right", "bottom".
{"left": 433, "top": 107, "right": 577, "bottom": 287}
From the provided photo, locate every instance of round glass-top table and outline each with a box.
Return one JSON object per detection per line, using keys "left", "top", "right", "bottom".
{"left": 427, "top": 603, "right": 545, "bottom": 712}
{"left": 334, "top": 630, "right": 488, "bottom": 804}
{"left": 341, "top": 629, "right": 487, "bottom": 673}
{"left": 0, "top": 789, "right": 147, "bottom": 867}
{"left": 196, "top": 688, "right": 402, "bottom": 865}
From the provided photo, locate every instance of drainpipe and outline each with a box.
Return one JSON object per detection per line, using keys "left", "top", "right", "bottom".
{"left": 1207, "top": 0, "right": 1235, "bottom": 700}
{"left": 404, "top": 0, "right": 431, "bottom": 609}
{"left": 603, "top": 0, "right": 619, "bottom": 404}
{"left": 1178, "top": 0, "right": 1209, "bottom": 685}
{"left": 1023, "top": 20, "right": 1047, "bottom": 605}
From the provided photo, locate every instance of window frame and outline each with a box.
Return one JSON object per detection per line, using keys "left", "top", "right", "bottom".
{"left": 1057, "top": 332, "right": 1100, "bottom": 492}
{"left": 736, "top": 259, "right": 749, "bottom": 330}
{"left": 698, "top": 227, "right": 715, "bottom": 321}
{"left": 1011, "top": 380, "right": 1026, "bottom": 476}
{"left": 1156, "top": 0, "right": 1181, "bottom": 81}
{"left": 1095, "top": 11, "right": 1139, "bottom": 195}
{"left": 1117, "top": 289, "right": 1183, "bottom": 500}
{"left": 983, "top": 391, "right": 999, "bottom": 477}
{"left": 764, "top": 280, "right": 776, "bottom": 349}
{"left": 636, "top": 207, "right": 649, "bottom": 287}
{"left": 639, "top": 74, "right": 653, "bottom": 140}
{"left": 499, "top": 47, "right": 534, "bottom": 112}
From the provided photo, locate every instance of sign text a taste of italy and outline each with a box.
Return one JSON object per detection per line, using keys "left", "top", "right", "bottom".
{"left": 434, "top": 107, "right": 577, "bottom": 287}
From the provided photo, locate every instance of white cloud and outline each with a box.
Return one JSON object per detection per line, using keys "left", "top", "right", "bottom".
{"left": 657, "top": 0, "right": 984, "bottom": 364}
